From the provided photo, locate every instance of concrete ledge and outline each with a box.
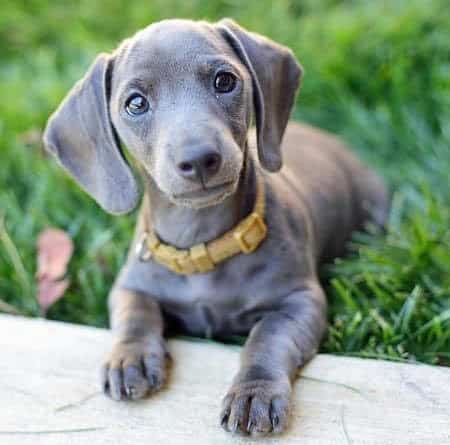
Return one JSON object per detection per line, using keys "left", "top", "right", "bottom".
{"left": 0, "top": 314, "right": 449, "bottom": 444}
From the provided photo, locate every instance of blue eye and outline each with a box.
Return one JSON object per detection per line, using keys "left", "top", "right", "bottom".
{"left": 125, "top": 94, "right": 149, "bottom": 116}
{"left": 214, "top": 71, "right": 237, "bottom": 93}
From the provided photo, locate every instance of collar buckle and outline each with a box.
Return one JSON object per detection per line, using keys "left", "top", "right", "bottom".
{"left": 233, "top": 212, "right": 268, "bottom": 254}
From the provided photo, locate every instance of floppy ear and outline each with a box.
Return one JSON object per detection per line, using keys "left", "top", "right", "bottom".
{"left": 43, "top": 53, "right": 139, "bottom": 214}
{"left": 217, "top": 19, "right": 302, "bottom": 172}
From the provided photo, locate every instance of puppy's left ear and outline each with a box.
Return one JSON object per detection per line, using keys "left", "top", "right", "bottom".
{"left": 217, "top": 19, "right": 303, "bottom": 172}
{"left": 43, "top": 53, "right": 139, "bottom": 214}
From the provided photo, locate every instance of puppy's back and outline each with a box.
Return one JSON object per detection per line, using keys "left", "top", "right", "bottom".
{"left": 281, "top": 122, "right": 389, "bottom": 260}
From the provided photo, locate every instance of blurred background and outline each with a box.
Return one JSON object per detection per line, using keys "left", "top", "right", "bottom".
{"left": 0, "top": 0, "right": 449, "bottom": 364}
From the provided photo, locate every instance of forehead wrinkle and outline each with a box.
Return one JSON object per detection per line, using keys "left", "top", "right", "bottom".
{"left": 126, "top": 23, "right": 229, "bottom": 73}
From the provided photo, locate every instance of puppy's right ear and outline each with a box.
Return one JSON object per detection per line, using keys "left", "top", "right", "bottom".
{"left": 217, "top": 19, "right": 302, "bottom": 172}
{"left": 43, "top": 54, "right": 139, "bottom": 215}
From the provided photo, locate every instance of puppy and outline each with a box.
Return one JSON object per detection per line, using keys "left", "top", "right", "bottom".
{"left": 44, "top": 18, "right": 389, "bottom": 436}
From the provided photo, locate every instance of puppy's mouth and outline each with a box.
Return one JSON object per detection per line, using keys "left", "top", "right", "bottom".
{"left": 174, "top": 181, "right": 234, "bottom": 199}
{"left": 172, "top": 180, "right": 237, "bottom": 208}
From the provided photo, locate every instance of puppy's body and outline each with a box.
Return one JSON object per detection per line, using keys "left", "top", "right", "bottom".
{"left": 44, "top": 18, "right": 389, "bottom": 436}
{"left": 116, "top": 122, "right": 387, "bottom": 338}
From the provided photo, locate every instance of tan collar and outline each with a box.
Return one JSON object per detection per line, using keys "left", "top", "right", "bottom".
{"left": 136, "top": 174, "right": 268, "bottom": 275}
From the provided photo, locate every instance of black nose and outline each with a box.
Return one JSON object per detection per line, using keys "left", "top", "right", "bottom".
{"left": 176, "top": 147, "right": 222, "bottom": 183}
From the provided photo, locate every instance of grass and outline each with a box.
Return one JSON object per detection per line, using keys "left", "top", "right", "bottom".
{"left": 0, "top": 0, "right": 449, "bottom": 365}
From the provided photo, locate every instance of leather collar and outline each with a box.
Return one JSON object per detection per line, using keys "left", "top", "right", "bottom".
{"left": 136, "top": 173, "right": 267, "bottom": 275}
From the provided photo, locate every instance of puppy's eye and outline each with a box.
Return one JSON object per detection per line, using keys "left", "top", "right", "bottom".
{"left": 214, "top": 72, "right": 237, "bottom": 93}
{"left": 125, "top": 93, "right": 149, "bottom": 116}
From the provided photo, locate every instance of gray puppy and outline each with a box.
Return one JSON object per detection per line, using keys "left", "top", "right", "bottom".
{"left": 44, "top": 18, "right": 389, "bottom": 436}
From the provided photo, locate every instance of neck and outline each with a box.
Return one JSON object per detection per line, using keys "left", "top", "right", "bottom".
{"left": 143, "top": 157, "right": 257, "bottom": 249}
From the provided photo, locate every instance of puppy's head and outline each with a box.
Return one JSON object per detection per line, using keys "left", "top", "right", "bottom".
{"left": 44, "top": 19, "right": 302, "bottom": 213}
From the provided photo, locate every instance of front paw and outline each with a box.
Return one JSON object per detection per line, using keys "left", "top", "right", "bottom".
{"left": 101, "top": 339, "right": 169, "bottom": 401}
{"left": 220, "top": 379, "right": 291, "bottom": 436}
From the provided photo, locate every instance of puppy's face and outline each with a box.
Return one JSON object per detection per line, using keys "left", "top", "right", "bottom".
{"left": 110, "top": 20, "right": 251, "bottom": 208}
{"left": 43, "top": 19, "right": 301, "bottom": 214}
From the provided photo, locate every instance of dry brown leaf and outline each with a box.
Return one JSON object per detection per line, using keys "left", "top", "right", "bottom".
{"left": 36, "top": 228, "right": 74, "bottom": 314}
{"left": 37, "top": 229, "right": 73, "bottom": 281}
{"left": 37, "top": 279, "right": 70, "bottom": 313}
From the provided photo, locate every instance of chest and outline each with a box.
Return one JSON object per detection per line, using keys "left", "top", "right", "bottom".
{"left": 120, "top": 233, "right": 307, "bottom": 337}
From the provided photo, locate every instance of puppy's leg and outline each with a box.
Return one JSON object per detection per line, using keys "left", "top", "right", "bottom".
{"left": 220, "top": 281, "right": 327, "bottom": 436}
{"left": 102, "top": 288, "right": 169, "bottom": 401}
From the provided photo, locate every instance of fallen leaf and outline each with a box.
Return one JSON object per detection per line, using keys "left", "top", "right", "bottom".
{"left": 37, "top": 279, "right": 70, "bottom": 314}
{"left": 37, "top": 229, "right": 73, "bottom": 281}
{"left": 36, "top": 228, "right": 74, "bottom": 314}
